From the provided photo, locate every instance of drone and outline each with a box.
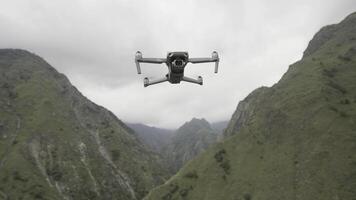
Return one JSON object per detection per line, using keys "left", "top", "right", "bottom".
{"left": 135, "top": 51, "right": 219, "bottom": 87}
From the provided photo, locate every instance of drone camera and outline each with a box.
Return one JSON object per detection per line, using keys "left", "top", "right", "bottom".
{"left": 174, "top": 59, "right": 184, "bottom": 67}
{"left": 176, "top": 60, "right": 183, "bottom": 66}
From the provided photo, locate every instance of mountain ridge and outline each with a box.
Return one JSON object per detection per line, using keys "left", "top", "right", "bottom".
{"left": 0, "top": 49, "right": 168, "bottom": 200}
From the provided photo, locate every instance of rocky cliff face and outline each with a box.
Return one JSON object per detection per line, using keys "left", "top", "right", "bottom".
{"left": 224, "top": 87, "right": 269, "bottom": 138}
{"left": 145, "top": 12, "right": 356, "bottom": 200}
{"left": 0, "top": 49, "right": 168, "bottom": 200}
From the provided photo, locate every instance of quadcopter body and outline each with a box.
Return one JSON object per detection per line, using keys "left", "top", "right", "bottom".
{"left": 135, "top": 51, "right": 219, "bottom": 87}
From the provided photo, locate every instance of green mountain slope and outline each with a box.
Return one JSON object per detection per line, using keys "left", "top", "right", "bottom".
{"left": 164, "top": 118, "right": 218, "bottom": 173}
{"left": 145, "top": 12, "right": 356, "bottom": 200}
{"left": 0, "top": 49, "right": 168, "bottom": 200}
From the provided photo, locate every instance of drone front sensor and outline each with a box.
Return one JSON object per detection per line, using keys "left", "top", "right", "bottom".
{"left": 134, "top": 51, "right": 219, "bottom": 87}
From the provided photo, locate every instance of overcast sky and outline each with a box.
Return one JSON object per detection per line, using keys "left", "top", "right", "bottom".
{"left": 1, "top": 0, "right": 356, "bottom": 128}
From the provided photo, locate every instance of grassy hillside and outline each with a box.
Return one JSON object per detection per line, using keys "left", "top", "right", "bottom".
{"left": 145, "top": 12, "right": 356, "bottom": 200}
{"left": 0, "top": 49, "right": 168, "bottom": 200}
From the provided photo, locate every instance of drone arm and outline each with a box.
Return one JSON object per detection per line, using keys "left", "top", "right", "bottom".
{"left": 188, "top": 51, "right": 219, "bottom": 73}
{"left": 188, "top": 58, "right": 216, "bottom": 63}
{"left": 144, "top": 76, "right": 168, "bottom": 87}
{"left": 135, "top": 51, "right": 166, "bottom": 74}
{"left": 182, "top": 76, "right": 203, "bottom": 85}
{"left": 137, "top": 58, "right": 167, "bottom": 64}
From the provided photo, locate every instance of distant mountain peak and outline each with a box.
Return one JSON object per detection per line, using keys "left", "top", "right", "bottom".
{"left": 163, "top": 118, "right": 219, "bottom": 173}
{"left": 183, "top": 117, "right": 211, "bottom": 130}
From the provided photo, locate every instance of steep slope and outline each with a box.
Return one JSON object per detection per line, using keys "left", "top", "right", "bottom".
{"left": 164, "top": 118, "right": 218, "bottom": 173}
{"left": 145, "top": 12, "right": 356, "bottom": 200}
{"left": 0, "top": 49, "right": 168, "bottom": 200}
{"left": 127, "top": 123, "right": 174, "bottom": 153}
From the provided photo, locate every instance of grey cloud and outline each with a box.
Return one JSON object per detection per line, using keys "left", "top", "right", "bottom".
{"left": 1, "top": 0, "right": 356, "bottom": 128}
